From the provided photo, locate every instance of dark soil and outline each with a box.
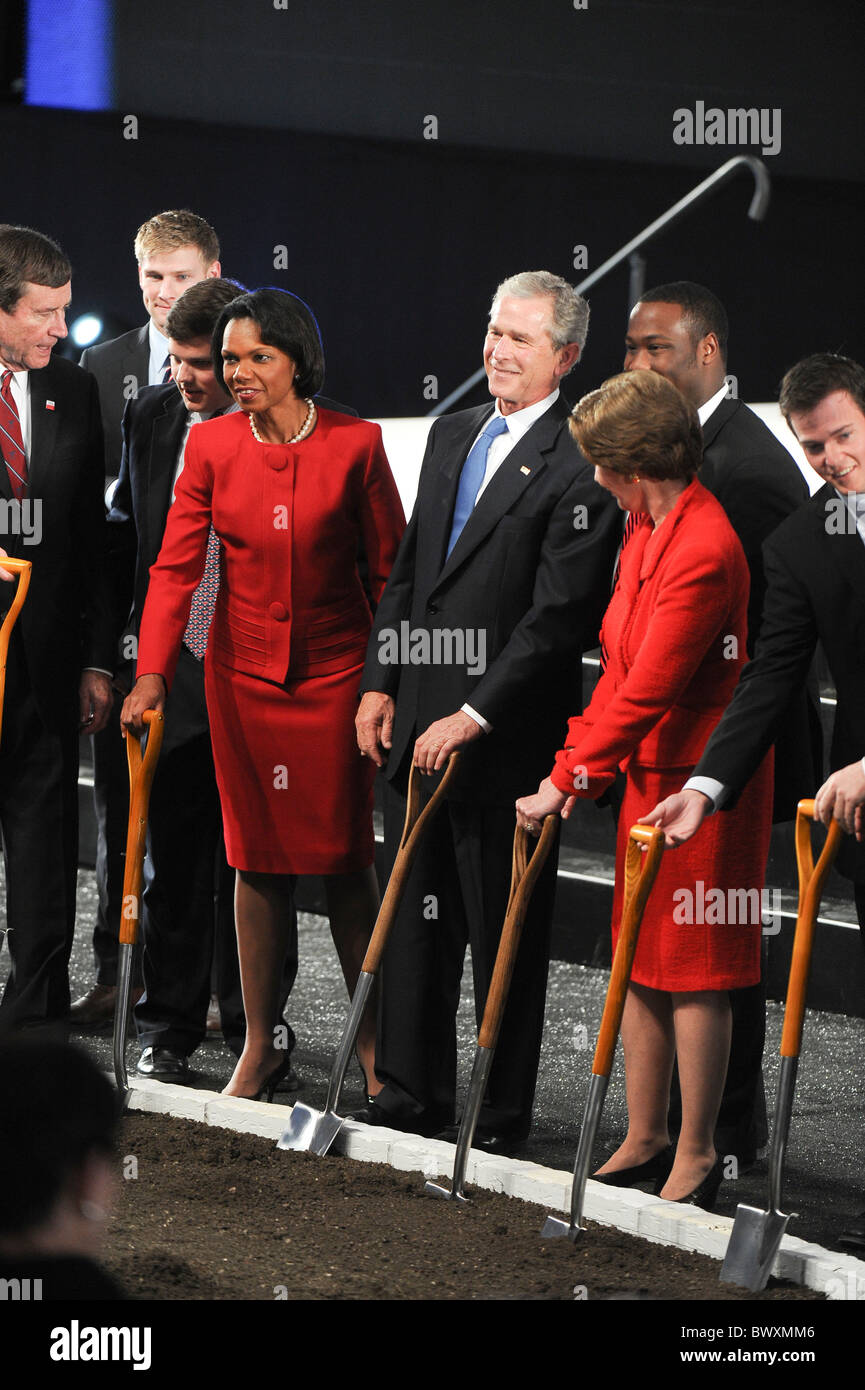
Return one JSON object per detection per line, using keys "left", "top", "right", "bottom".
{"left": 103, "top": 1114, "right": 823, "bottom": 1301}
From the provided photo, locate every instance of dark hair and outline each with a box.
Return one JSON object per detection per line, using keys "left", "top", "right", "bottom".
{"left": 0, "top": 225, "right": 72, "bottom": 313}
{"left": 134, "top": 209, "right": 220, "bottom": 266}
{"left": 638, "top": 281, "right": 729, "bottom": 360}
{"left": 779, "top": 352, "right": 865, "bottom": 424}
{"left": 0, "top": 1039, "right": 118, "bottom": 1236}
{"left": 165, "top": 277, "right": 246, "bottom": 345}
{"left": 211, "top": 288, "right": 325, "bottom": 397}
{"left": 570, "top": 370, "right": 703, "bottom": 481}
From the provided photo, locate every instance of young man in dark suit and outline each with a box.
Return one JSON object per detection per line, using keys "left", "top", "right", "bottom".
{"left": 643, "top": 352, "right": 865, "bottom": 1246}
{"left": 0, "top": 224, "right": 113, "bottom": 1032}
{"left": 355, "top": 271, "right": 620, "bottom": 1147}
{"left": 72, "top": 211, "right": 221, "bottom": 1029}
{"left": 107, "top": 277, "right": 299, "bottom": 1078}
{"left": 624, "top": 281, "right": 820, "bottom": 1166}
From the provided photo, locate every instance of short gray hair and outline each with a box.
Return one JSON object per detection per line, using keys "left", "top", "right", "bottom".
{"left": 490, "top": 270, "right": 590, "bottom": 357}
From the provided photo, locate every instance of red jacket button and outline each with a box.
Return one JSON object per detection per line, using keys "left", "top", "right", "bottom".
{"left": 269, "top": 601, "right": 288, "bottom": 620}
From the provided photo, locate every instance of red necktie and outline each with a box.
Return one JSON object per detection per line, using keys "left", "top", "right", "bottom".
{"left": 0, "top": 370, "right": 28, "bottom": 499}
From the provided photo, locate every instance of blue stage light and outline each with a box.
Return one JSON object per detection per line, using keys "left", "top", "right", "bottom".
{"left": 25, "top": 0, "right": 113, "bottom": 111}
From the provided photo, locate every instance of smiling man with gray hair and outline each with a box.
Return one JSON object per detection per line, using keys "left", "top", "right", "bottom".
{"left": 355, "top": 270, "right": 619, "bottom": 1148}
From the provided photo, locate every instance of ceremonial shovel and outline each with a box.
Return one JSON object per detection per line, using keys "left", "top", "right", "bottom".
{"left": 278, "top": 751, "right": 461, "bottom": 1156}
{"left": 720, "top": 799, "right": 842, "bottom": 1291}
{"left": 112, "top": 710, "right": 164, "bottom": 1106}
{"left": 0, "top": 558, "right": 31, "bottom": 745}
{"left": 542, "top": 824, "right": 665, "bottom": 1240}
{"left": 425, "top": 815, "right": 558, "bottom": 1202}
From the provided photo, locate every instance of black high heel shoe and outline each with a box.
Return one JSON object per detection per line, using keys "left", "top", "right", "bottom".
{"left": 228, "top": 1055, "right": 293, "bottom": 1104}
{"left": 665, "top": 1153, "right": 724, "bottom": 1211}
{"left": 593, "top": 1143, "right": 675, "bottom": 1189}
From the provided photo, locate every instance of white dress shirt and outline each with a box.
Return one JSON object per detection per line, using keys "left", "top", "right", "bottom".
{"left": 148, "top": 322, "right": 171, "bottom": 387}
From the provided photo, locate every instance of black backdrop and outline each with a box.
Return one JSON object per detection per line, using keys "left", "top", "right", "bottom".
{"left": 4, "top": 103, "right": 863, "bottom": 416}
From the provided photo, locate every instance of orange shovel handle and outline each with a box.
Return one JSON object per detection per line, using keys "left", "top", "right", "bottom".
{"left": 118, "top": 710, "right": 165, "bottom": 947}
{"left": 477, "top": 816, "right": 558, "bottom": 1050}
{"left": 593, "top": 824, "right": 665, "bottom": 1076}
{"left": 780, "top": 799, "right": 842, "bottom": 1059}
{"left": 0, "top": 559, "right": 32, "bottom": 747}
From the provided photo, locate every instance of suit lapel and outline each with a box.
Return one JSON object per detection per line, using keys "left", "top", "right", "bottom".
{"left": 420, "top": 407, "right": 491, "bottom": 586}
{"left": 432, "top": 396, "right": 567, "bottom": 589}
{"left": 811, "top": 483, "right": 865, "bottom": 607}
{"left": 145, "top": 396, "right": 188, "bottom": 554}
{"left": 26, "top": 365, "right": 60, "bottom": 501}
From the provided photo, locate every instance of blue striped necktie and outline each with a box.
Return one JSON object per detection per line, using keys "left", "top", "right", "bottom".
{"left": 446, "top": 414, "right": 509, "bottom": 558}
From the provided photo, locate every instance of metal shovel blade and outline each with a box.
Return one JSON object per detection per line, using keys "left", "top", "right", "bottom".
{"left": 424, "top": 1178, "right": 469, "bottom": 1204}
{"left": 541, "top": 1213, "right": 582, "bottom": 1242}
{"left": 277, "top": 1102, "right": 346, "bottom": 1157}
{"left": 720, "top": 1203, "right": 790, "bottom": 1292}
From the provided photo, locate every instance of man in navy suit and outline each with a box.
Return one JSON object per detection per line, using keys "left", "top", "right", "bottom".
{"left": 73, "top": 211, "right": 222, "bottom": 1029}
{"left": 0, "top": 224, "right": 113, "bottom": 1032}
{"left": 356, "top": 271, "right": 620, "bottom": 1147}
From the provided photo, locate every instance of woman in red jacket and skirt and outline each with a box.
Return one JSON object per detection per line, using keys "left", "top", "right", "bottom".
{"left": 122, "top": 290, "right": 405, "bottom": 1103}
{"left": 516, "top": 370, "right": 772, "bottom": 1211}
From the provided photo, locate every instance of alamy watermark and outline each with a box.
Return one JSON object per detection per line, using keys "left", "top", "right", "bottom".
{"left": 378, "top": 621, "right": 486, "bottom": 675}
{"left": 673, "top": 101, "right": 781, "bottom": 157}
{"left": 672, "top": 880, "right": 782, "bottom": 935}
{"left": 0, "top": 498, "right": 42, "bottom": 544}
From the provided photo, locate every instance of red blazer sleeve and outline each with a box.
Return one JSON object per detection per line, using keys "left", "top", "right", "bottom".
{"left": 550, "top": 525, "right": 748, "bottom": 797}
{"left": 136, "top": 429, "right": 213, "bottom": 689}
{"left": 357, "top": 426, "right": 405, "bottom": 605}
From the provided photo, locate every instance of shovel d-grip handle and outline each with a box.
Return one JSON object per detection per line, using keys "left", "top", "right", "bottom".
{"left": 0, "top": 558, "right": 32, "bottom": 743}
{"left": 592, "top": 824, "right": 665, "bottom": 1078}
{"left": 360, "top": 751, "right": 461, "bottom": 975}
{"left": 779, "top": 799, "right": 842, "bottom": 1060}
{"left": 118, "top": 710, "right": 165, "bottom": 948}
{"left": 477, "top": 816, "right": 558, "bottom": 1050}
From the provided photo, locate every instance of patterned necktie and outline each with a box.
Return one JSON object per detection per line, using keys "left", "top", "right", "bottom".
{"left": 446, "top": 414, "right": 509, "bottom": 558}
{"left": 0, "top": 370, "right": 28, "bottom": 499}
{"left": 183, "top": 525, "right": 222, "bottom": 659}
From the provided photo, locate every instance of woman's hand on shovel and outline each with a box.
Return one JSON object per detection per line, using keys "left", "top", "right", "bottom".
{"left": 120, "top": 673, "right": 166, "bottom": 736}
{"left": 516, "top": 778, "right": 573, "bottom": 836}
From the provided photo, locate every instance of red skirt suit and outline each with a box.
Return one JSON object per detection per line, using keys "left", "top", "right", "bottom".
{"left": 136, "top": 408, "right": 405, "bottom": 873}
{"left": 549, "top": 479, "right": 773, "bottom": 991}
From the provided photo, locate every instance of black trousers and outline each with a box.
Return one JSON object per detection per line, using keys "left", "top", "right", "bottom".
{"left": 0, "top": 650, "right": 78, "bottom": 1033}
{"left": 133, "top": 648, "right": 297, "bottom": 1057}
{"left": 374, "top": 768, "right": 559, "bottom": 1138}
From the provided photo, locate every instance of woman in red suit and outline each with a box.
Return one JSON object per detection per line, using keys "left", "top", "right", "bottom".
{"left": 122, "top": 289, "right": 405, "bottom": 1101}
{"left": 516, "top": 371, "right": 772, "bottom": 1210}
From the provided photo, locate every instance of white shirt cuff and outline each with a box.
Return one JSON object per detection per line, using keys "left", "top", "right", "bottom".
{"left": 461, "top": 703, "right": 492, "bottom": 734}
{"left": 84, "top": 668, "right": 114, "bottom": 678}
{"left": 683, "top": 776, "right": 728, "bottom": 811}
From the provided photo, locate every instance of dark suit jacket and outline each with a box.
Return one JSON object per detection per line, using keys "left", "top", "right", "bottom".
{"left": 0, "top": 357, "right": 112, "bottom": 729}
{"left": 700, "top": 396, "right": 821, "bottom": 817}
{"left": 80, "top": 324, "right": 150, "bottom": 477}
{"left": 361, "top": 396, "right": 621, "bottom": 803}
{"left": 694, "top": 483, "right": 865, "bottom": 881}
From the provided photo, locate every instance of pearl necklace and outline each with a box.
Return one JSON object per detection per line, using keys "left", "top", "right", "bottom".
{"left": 248, "top": 398, "right": 316, "bottom": 444}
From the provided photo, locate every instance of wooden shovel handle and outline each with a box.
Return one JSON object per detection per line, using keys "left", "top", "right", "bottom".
{"left": 118, "top": 710, "right": 165, "bottom": 947}
{"left": 478, "top": 816, "right": 558, "bottom": 1050}
{"left": 0, "top": 559, "right": 32, "bottom": 748}
{"left": 780, "top": 798, "right": 842, "bottom": 1059}
{"left": 592, "top": 824, "right": 665, "bottom": 1077}
{"left": 360, "top": 751, "right": 461, "bottom": 974}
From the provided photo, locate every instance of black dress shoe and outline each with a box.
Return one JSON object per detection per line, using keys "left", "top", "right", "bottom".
{"left": 838, "top": 1210, "right": 865, "bottom": 1251}
{"left": 69, "top": 983, "right": 144, "bottom": 1030}
{"left": 349, "top": 1101, "right": 449, "bottom": 1137}
{"left": 668, "top": 1153, "right": 724, "bottom": 1212}
{"left": 593, "top": 1144, "right": 675, "bottom": 1190}
{"left": 136, "top": 1046, "right": 189, "bottom": 1078}
{"left": 472, "top": 1130, "right": 526, "bottom": 1157}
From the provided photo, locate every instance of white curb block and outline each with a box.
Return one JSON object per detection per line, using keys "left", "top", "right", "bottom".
{"left": 124, "top": 1077, "right": 865, "bottom": 1300}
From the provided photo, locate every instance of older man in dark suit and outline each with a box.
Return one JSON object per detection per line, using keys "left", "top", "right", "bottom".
{"left": 643, "top": 352, "right": 865, "bottom": 1247}
{"left": 0, "top": 224, "right": 113, "bottom": 1033}
{"left": 73, "top": 210, "right": 221, "bottom": 1029}
{"left": 355, "top": 270, "right": 620, "bottom": 1147}
{"left": 623, "top": 281, "right": 820, "bottom": 1166}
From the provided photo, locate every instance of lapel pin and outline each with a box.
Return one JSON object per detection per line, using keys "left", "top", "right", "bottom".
{"left": 520, "top": 465, "right": 531, "bottom": 475}
{"left": 45, "top": 401, "right": 55, "bottom": 411}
